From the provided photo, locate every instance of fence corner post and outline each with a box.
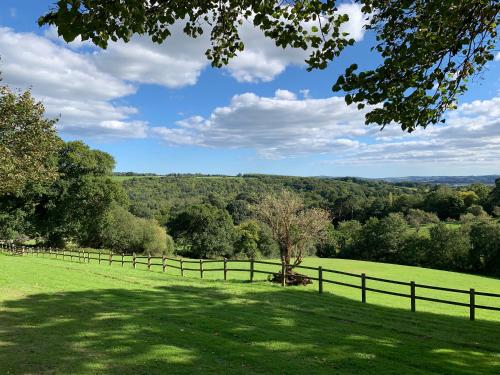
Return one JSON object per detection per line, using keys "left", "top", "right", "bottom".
{"left": 318, "top": 266, "right": 323, "bottom": 294}
{"left": 410, "top": 281, "right": 416, "bottom": 312}
{"left": 361, "top": 273, "right": 366, "bottom": 303}
{"left": 470, "top": 288, "right": 475, "bottom": 321}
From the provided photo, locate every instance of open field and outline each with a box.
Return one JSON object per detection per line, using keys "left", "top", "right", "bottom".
{"left": 1, "top": 254, "right": 500, "bottom": 374}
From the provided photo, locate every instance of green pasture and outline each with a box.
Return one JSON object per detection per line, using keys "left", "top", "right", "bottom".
{"left": 1, "top": 253, "right": 499, "bottom": 374}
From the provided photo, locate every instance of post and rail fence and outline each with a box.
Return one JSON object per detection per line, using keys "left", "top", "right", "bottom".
{"left": 1, "top": 242, "right": 500, "bottom": 321}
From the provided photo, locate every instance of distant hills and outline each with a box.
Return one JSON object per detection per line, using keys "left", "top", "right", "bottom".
{"left": 379, "top": 175, "right": 500, "bottom": 186}
{"left": 114, "top": 172, "right": 500, "bottom": 186}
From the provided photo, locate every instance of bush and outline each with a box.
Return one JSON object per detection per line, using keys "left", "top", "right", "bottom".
{"left": 100, "top": 205, "right": 172, "bottom": 255}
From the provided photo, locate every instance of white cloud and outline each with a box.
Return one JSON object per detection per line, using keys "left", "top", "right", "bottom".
{"left": 0, "top": 27, "right": 146, "bottom": 139}
{"left": 495, "top": 52, "right": 500, "bottom": 61}
{"left": 93, "top": 26, "right": 209, "bottom": 88}
{"left": 152, "top": 89, "right": 371, "bottom": 158}
{"left": 330, "top": 96, "right": 500, "bottom": 167}
{"left": 152, "top": 90, "right": 500, "bottom": 169}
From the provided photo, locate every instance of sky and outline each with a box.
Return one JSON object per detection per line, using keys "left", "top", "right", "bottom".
{"left": 1, "top": 1, "right": 499, "bottom": 177}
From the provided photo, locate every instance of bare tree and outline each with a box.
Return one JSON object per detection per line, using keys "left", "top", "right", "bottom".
{"left": 254, "top": 190, "right": 331, "bottom": 273}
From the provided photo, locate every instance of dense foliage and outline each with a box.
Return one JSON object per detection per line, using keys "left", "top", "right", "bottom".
{"left": 0, "top": 85, "right": 60, "bottom": 195}
{"left": 115, "top": 174, "right": 500, "bottom": 275}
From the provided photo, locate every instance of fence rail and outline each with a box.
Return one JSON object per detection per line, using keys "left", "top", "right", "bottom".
{"left": 1, "top": 243, "right": 499, "bottom": 321}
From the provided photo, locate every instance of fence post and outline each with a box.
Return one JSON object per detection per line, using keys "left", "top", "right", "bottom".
{"left": 162, "top": 255, "right": 166, "bottom": 272}
{"left": 318, "top": 266, "right": 323, "bottom": 294}
{"left": 361, "top": 273, "right": 366, "bottom": 303}
{"left": 147, "top": 252, "right": 151, "bottom": 271}
{"left": 411, "top": 281, "right": 416, "bottom": 312}
{"left": 281, "top": 262, "right": 286, "bottom": 287}
{"left": 223, "top": 258, "right": 227, "bottom": 280}
{"left": 200, "top": 259, "right": 204, "bottom": 279}
{"left": 109, "top": 251, "right": 113, "bottom": 266}
{"left": 180, "top": 259, "right": 184, "bottom": 277}
{"left": 133, "top": 252, "right": 136, "bottom": 269}
{"left": 250, "top": 259, "right": 254, "bottom": 282}
{"left": 87, "top": 251, "right": 90, "bottom": 263}
{"left": 470, "top": 288, "right": 475, "bottom": 321}
{"left": 98, "top": 251, "right": 101, "bottom": 264}
{"left": 121, "top": 253, "right": 124, "bottom": 267}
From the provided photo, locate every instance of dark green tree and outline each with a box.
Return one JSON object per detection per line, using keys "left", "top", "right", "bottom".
{"left": 426, "top": 224, "right": 470, "bottom": 271}
{"left": 34, "top": 141, "right": 128, "bottom": 247}
{"left": 167, "top": 204, "right": 236, "bottom": 258}
{"left": 469, "top": 222, "right": 500, "bottom": 275}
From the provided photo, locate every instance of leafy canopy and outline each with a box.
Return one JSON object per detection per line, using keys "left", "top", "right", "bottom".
{"left": 39, "top": 0, "right": 499, "bottom": 130}
{"left": 0, "top": 85, "right": 61, "bottom": 195}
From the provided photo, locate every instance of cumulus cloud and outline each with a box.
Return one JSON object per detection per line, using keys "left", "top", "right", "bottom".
{"left": 93, "top": 26, "right": 209, "bottom": 88}
{"left": 0, "top": 27, "right": 146, "bottom": 139}
{"left": 152, "top": 90, "right": 500, "bottom": 168}
{"left": 495, "top": 52, "right": 500, "bottom": 61}
{"left": 152, "top": 89, "right": 371, "bottom": 158}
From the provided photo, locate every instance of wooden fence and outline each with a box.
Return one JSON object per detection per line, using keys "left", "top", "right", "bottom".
{"left": 1, "top": 243, "right": 500, "bottom": 322}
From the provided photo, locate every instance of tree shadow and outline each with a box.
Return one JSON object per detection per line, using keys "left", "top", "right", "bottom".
{"left": 0, "top": 283, "right": 499, "bottom": 374}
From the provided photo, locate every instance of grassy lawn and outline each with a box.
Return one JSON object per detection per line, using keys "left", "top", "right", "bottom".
{"left": 1, "top": 254, "right": 500, "bottom": 374}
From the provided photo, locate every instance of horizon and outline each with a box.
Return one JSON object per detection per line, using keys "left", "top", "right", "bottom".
{"left": 1, "top": 1, "right": 499, "bottom": 177}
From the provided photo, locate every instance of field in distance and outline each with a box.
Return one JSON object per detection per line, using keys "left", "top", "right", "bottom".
{"left": 1, "top": 253, "right": 500, "bottom": 374}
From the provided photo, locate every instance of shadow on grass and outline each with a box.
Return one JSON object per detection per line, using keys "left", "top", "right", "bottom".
{"left": 0, "top": 283, "right": 499, "bottom": 374}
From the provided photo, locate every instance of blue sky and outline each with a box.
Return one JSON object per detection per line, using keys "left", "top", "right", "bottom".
{"left": 1, "top": 1, "right": 499, "bottom": 177}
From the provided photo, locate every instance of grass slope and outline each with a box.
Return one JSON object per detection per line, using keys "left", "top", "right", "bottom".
{"left": 1, "top": 254, "right": 500, "bottom": 374}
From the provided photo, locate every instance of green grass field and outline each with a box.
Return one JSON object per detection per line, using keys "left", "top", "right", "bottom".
{"left": 1, "top": 253, "right": 500, "bottom": 374}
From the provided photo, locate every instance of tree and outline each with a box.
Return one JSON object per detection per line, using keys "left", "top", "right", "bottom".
{"left": 469, "top": 222, "right": 500, "bottom": 275}
{"left": 0, "top": 85, "right": 60, "bottom": 195}
{"left": 234, "top": 220, "right": 261, "bottom": 259}
{"left": 39, "top": 1, "right": 499, "bottom": 130}
{"left": 486, "top": 178, "right": 500, "bottom": 211}
{"left": 316, "top": 223, "right": 339, "bottom": 258}
{"left": 167, "top": 204, "right": 236, "bottom": 258}
{"left": 34, "top": 141, "right": 128, "bottom": 247}
{"left": 254, "top": 190, "right": 330, "bottom": 269}
{"left": 354, "top": 213, "right": 408, "bottom": 262}
{"left": 406, "top": 208, "right": 439, "bottom": 232}
{"left": 426, "top": 224, "right": 470, "bottom": 271}
{"left": 424, "top": 186, "right": 466, "bottom": 220}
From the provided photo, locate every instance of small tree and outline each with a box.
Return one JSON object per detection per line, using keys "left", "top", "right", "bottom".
{"left": 254, "top": 190, "right": 330, "bottom": 271}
